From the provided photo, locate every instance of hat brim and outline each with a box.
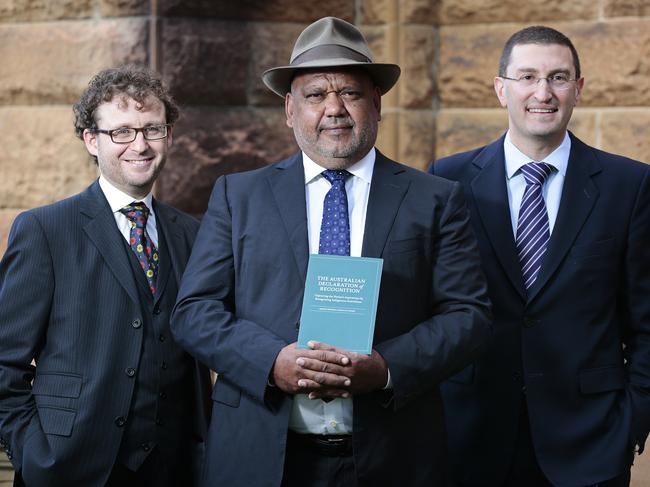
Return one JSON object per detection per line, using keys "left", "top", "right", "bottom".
{"left": 262, "top": 60, "right": 401, "bottom": 98}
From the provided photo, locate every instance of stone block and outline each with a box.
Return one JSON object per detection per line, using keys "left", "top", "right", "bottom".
{"left": 160, "top": 19, "right": 250, "bottom": 106}
{"left": 0, "top": 209, "right": 22, "bottom": 258}
{"left": 434, "top": 109, "right": 508, "bottom": 159}
{"left": 248, "top": 22, "right": 305, "bottom": 106}
{"left": 376, "top": 109, "right": 399, "bottom": 161}
{"left": 100, "top": 0, "right": 149, "bottom": 17}
{"left": 398, "top": 25, "right": 436, "bottom": 109}
{"left": 362, "top": 25, "right": 400, "bottom": 108}
{"left": 400, "top": 0, "right": 439, "bottom": 24}
{"left": 158, "top": 0, "right": 354, "bottom": 22}
{"left": 0, "top": 19, "right": 149, "bottom": 105}
{"left": 398, "top": 110, "right": 435, "bottom": 170}
{"left": 361, "top": 0, "right": 395, "bottom": 24}
{"left": 438, "top": 24, "right": 509, "bottom": 108}
{"left": 0, "top": 107, "right": 98, "bottom": 209}
{"left": 156, "top": 107, "right": 298, "bottom": 215}
{"left": 439, "top": 0, "right": 597, "bottom": 24}
{"left": 632, "top": 452, "right": 650, "bottom": 487}
{"left": 571, "top": 21, "right": 650, "bottom": 107}
{"left": 566, "top": 109, "right": 597, "bottom": 147}
{"left": 0, "top": 0, "right": 92, "bottom": 22}
{"left": 604, "top": 0, "right": 650, "bottom": 17}
{"left": 600, "top": 110, "right": 650, "bottom": 163}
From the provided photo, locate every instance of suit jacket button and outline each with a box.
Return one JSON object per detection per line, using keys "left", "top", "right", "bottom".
{"left": 114, "top": 416, "right": 126, "bottom": 427}
{"left": 125, "top": 367, "right": 136, "bottom": 377}
{"left": 141, "top": 443, "right": 151, "bottom": 452}
{"left": 153, "top": 305, "right": 161, "bottom": 315}
{"left": 523, "top": 317, "right": 538, "bottom": 328}
{"left": 132, "top": 319, "right": 142, "bottom": 329}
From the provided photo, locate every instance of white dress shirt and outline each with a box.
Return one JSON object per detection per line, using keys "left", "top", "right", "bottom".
{"left": 98, "top": 176, "right": 158, "bottom": 247}
{"left": 288, "top": 149, "right": 375, "bottom": 435}
{"left": 504, "top": 131, "right": 571, "bottom": 237}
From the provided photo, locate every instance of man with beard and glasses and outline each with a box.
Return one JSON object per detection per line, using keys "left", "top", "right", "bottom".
{"left": 171, "top": 16, "right": 491, "bottom": 487}
{"left": 430, "top": 25, "right": 650, "bottom": 487}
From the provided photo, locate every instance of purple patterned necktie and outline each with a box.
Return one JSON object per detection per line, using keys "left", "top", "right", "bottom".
{"left": 319, "top": 170, "right": 351, "bottom": 256}
{"left": 516, "top": 162, "right": 553, "bottom": 290}
{"left": 119, "top": 202, "right": 159, "bottom": 295}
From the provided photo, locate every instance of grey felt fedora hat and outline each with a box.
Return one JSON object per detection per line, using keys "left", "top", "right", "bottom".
{"left": 262, "top": 16, "right": 401, "bottom": 97}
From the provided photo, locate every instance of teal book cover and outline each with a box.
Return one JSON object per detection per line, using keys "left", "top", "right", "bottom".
{"left": 297, "top": 254, "right": 383, "bottom": 354}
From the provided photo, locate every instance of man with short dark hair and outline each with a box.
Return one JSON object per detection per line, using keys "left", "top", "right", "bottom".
{"left": 431, "top": 25, "right": 650, "bottom": 487}
{"left": 171, "top": 16, "right": 491, "bottom": 487}
{"left": 0, "top": 65, "right": 211, "bottom": 486}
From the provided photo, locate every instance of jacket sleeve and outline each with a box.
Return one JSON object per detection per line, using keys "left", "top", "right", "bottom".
{"left": 375, "top": 181, "right": 492, "bottom": 410}
{"left": 170, "top": 176, "right": 287, "bottom": 406}
{"left": 623, "top": 164, "right": 650, "bottom": 452}
{"left": 0, "top": 212, "right": 54, "bottom": 471}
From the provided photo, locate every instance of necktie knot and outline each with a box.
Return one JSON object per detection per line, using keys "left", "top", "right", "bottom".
{"left": 119, "top": 202, "right": 149, "bottom": 229}
{"left": 322, "top": 169, "right": 351, "bottom": 185}
{"left": 520, "top": 162, "right": 553, "bottom": 186}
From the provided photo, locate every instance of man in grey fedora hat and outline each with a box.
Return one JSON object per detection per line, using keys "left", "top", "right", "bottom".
{"left": 171, "top": 16, "right": 491, "bottom": 487}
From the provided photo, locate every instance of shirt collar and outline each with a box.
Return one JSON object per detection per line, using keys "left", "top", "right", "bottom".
{"left": 98, "top": 175, "right": 155, "bottom": 214}
{"left": 504, "top": 131, "right": 571, "bottom": 180}
{"left": 302, "top": 148, "right": 376, "bottom": 185}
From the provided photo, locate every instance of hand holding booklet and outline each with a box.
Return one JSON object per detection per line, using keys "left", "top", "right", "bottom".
{"left": 297, "top": 254, "right": 383, "bottom": 355}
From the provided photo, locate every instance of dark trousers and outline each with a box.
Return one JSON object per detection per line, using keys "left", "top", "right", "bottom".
{"left": 105, "top": 446, "right": 189, "bottom": 487}
{"left": 281, "top": 432, "right": 357, "bottom": 487}
{"left": 456, "top": 402, "right": 631, "bottom": 487}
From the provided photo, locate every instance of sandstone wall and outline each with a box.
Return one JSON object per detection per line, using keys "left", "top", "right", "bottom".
{"left": 1, "top": 0, "right": 649, "bottom": 484}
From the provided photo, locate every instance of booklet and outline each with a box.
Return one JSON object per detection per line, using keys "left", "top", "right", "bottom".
{"left": 297, "top": 254, "right": 383, "bottom": 355}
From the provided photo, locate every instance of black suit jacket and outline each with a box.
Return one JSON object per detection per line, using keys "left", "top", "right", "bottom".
{"left": 431, "top": 133, "right": 650, "bottom": 486}
{"left": 171, "top": 151, "right": 492, "bottom": 487}
{"left": 0, "top": 181, "right": 211, "bottom": 486}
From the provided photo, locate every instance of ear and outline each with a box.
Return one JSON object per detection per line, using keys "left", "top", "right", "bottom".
{"left": 83, "top": 129, "right": 99, "bottom": 157}
{"left": 373, "top": 86, "right": 382, "bottom": 121}
{"left": 285, "top": 93, "right": 294, "bottom": 128}
{"left": 494, "top": 77, "right": 508, "bottom": 108}
{"left": 574, "top": 77, "right": 585, "bottom": 105}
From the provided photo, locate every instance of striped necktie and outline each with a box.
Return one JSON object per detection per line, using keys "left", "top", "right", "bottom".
{"left": 516, "top": 162, "right": 553, "bottom": 290}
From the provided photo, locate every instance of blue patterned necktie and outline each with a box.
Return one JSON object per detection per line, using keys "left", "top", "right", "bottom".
{"left": 516, "top": 162, "right": 553, "bottom": 290}
{"left": 319, "top": 170, "right": 352, "bottom": 256}
{"left": 119, "top": 202, "right": 159, "bottom": 295}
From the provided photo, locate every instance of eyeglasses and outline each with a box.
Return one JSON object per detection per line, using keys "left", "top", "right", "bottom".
{"left": 94, "top": 124, "right": 170, "bottom": 144}
{"left": 500, "top": 74, "right": 578, "bottom": 91}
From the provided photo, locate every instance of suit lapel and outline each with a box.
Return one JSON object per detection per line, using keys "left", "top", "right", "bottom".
{"left": 152, "top": 201, "right": 182, "bottom": 303}
{"left": 469, "top": 137, "right": 527, "bottom": 300}
{"left": 81, "top": 181, "right": 140, "bottom": 304}
{"left": 267, "top": 153, "right": 310, "bottom": 282}
{"left": 527, "top": 134, "right": 600, "bottom": 301}
{"left": 362, "top": 152, "right": 409, "bottom": 257}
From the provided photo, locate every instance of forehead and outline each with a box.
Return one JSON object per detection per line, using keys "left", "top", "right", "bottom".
{"left": 508, "top": 43, "right": 575, "bottom": 74}
{"left": 292, "top": 68, "right": 373, "bottom": 88}
{"left": 95, "top": 94, "right": 166, "bottom": 123}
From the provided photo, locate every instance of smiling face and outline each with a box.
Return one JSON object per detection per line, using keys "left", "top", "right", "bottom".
{"left": 83, "top": 95, "right": 172, "bottom": 199}
{"left": 494, "top": 43, "right": 584, "bottom": 159}
{"left": 285, "top": 68, "right": 381, "bottom": 170}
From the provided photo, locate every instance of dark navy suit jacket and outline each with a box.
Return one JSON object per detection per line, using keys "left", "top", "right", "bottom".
{"left": 171, "top": 151, "right": 492, "bottom": 487}
{"left": 431, "top": 133, "right": 650, "bottom": 487}
{"left": 0, "top": 181, "right": 211, "bottom": 486}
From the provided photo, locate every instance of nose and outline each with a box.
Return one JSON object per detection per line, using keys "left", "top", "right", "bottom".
{"left": 323, "top": 91, "right": 347, "bottom": 117}
{"left": 129, "top": 130, "right": 149, "bottom": 151}
{"left": 533, "top": 78, "right": 553, "bottom": 102}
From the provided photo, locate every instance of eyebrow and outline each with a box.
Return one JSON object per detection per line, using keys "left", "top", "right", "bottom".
{"left": 514, "top": 67, "right": 572, "bottom": 75}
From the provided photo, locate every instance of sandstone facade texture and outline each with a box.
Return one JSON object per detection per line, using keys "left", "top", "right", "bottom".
{"left": 0, "top": 0, "right": 649, "bottom": 483}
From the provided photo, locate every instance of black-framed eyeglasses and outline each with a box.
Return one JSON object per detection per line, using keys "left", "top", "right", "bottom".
{"left": 500, "top": 74, "right": 579, "bottom": 91}
{"left": 93, "top": 124, "right": 170, "bottom": 144}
